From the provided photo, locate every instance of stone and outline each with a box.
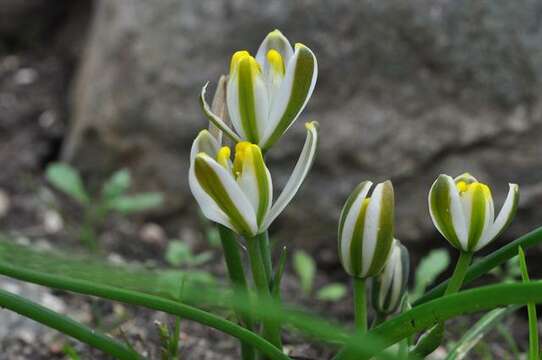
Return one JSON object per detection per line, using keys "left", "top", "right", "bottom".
{"left": 63, "top": 0, "right": 542, "bottom": 256}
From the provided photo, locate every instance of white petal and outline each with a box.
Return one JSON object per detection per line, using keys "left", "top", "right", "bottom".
{"left": 200, "top": 83, "right": 241, "bottom": 143}
{"left": 476, "top": 184, "right": 519, "bottom": 251}
{"left": 227, "top": 59, "right": 269, "bottom": 144}
{"left": 361, "top": 182, "right": 386, "bottom": 275}
{"left": 260, "top": 44, "right": 318, "bottom": 149}
{"left": 339, "top": 182, "right": 373, "bottom": 276}
{"left": 255, "top": 29, "right": 294, "bottom": 76}
{"left": 189, "top": 164, "right": 233, "bottom": 231}
{"left": 193, "top": 154, "right": 258, "bottom": 235}
{"left": 261, "top": 122, "right": 319, "bottom": 230}
{"left": 190, "top": 129, "right": 220, "bottom": 162}
{"left": 443, "top": 175, "right": 469, "bottom": 250}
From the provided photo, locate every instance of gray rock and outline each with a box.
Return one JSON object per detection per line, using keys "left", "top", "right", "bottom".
{"left": 63, "top": 0, "right": 542, "bottom": 255}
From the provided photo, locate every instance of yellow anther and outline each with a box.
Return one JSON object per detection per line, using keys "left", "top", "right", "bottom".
{"left": 216, "top": 146, "right": 231, "bottom": 169}
{"left": 230, "top": 50, "right": 250, "bottom": 73}
{"left": 266, "top": 49, "right": 285, "bottom": 74}
{"left": 233, "top": 142, "right": 253, "bottom": 177}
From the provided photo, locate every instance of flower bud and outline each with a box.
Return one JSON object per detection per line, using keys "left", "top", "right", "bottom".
{"left": 338, "top": 181, "right": 395, "bottom": 278}
{"left": 372, "top": 240, "right": 409, "bottom": 315}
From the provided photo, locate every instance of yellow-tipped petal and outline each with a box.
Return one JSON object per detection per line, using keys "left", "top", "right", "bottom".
{"left": 230, "top": 50, "right": 251, "bottom": 74}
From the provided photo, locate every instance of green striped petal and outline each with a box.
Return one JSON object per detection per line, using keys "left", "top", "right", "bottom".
{"left": 338, "top": 181, "right": 395, "bottom": 278}
{"left": 464, "top": 183, "right": 492, "bottom": 251}
{"left": 372, "top": 240, "right": 409, "bottom": 315}
{"left": 191, "top": 153, "right": 258, "bottom": 236}
{"left": 261, "top": 121, "right": 319, "bottom": 230}
{"left": 364, "top": 181, "right": 395, "bottom": 277}
{"left": 234, "top": 143, "right": 273, "bottom": 229}
{"left": 428, "top": 175, "right": 468, "bottom": 251}
{"left": 227, "top": 54, "right": 268, "bottom": 144}
{"left": 199, "top": 82, "right": 241, "bottom": 143}
{"left": 338, "top": 181, "right": 373, "bottom": 277}
{"left": 261, "top": 43, "right": 318, "bottom": 150}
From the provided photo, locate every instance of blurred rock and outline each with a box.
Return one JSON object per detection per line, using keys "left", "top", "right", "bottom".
{"left": 0, "top": 189, "right": 10, "bottom": 218}
{"left": 63, "top": 0, "right": 542, "bottom": 255}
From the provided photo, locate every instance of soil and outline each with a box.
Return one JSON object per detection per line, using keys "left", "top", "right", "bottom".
{"left": 0, "top": 2, "right": 532, "bottom": 360}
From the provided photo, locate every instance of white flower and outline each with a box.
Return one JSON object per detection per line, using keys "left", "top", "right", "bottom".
{"left": 372, "top": 239, "right": 409, "bottom": 315}
{"left": 200, "top": 29, "right": 318, "bottom": 151}
{"left": 428, "top": 173, "right": 519, "bottom": 252}
{"left": 189, "top": 122, "right": 319, "bottom": 236}
{"left": 338, "top": 181, "right": 395, "bottom": 278}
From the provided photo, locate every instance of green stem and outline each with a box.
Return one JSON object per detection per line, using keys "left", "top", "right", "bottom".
{"left": 353, "top": 277, "right": 367, "bottom": 333}
{"left": 0, "top": 288, "right": 140, "bottom": 360}
{"left": 411, "top": 251, "right": 473, "bottom": 358}
{"left": 218, "top": 225, "right": 255, "bottom": 360}
{"left": 0, "top": 261, "right": 290, "bottom": 360}
{"left": 258, "top": 231, "right": 273, "bottom": 289}
{"left": 247, "top": 234, "right": 283, "bottom": 352}
{"left": 416, "top": 226, "right": 542, "bottom": 306}
{"left": 445, "top": 252, "right": 473, "bottom": 296}
{"left": 518, "top": 247, "right": 540, "bottom": 360}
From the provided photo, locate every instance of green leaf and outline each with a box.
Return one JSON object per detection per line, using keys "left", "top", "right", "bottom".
{"left": 293, "top": 250, "right": 316, "bottom": 295}
{"left": 415, "top": 226, "right": 542, "bottom": 306}
{"left": 412, "top": 248, "right": 450, "bottom": 300}
{"left": 102, "top": 169, "right": 131, "bottom": 200}
{"left": 46, "top": 163, "right": 89, "bottom": 205}
{"left": 0, "top": 238, "right": 214, "bottom": 299}
{"left": 107, "top": 193, "right": 163, "bottom": 214}
{"left": 316, "top": 283, "right": 347, "bottom": 302}
{"left": 165, "top": 240, "right": 212, "bottom": 267}
{"left": 518, "top": 246, "right": 539, "bottom": 360}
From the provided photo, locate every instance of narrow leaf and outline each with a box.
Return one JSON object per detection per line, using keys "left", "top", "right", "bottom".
{"left": 316, "top": 283, "right": 347, "bottom": 302}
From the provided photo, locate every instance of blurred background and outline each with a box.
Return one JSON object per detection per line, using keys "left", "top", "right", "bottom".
{"left": 1, "top": 0, "right": 542, "bottom": 358}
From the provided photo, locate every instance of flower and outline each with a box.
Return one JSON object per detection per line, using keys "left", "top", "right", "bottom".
{"left": 372, "top": 239, "right": 409, "bottom": 315}
{"left": 338, "top": 181, "right": 395, "bottom": 278}
{"left": 428, "top": 173, "right": 519, "bottom": 252}
{"left": 200, "top": 29, "right": 318, "bottom": 151}
{"left": 189, "top": 121, "right": 319, "bottom": 237}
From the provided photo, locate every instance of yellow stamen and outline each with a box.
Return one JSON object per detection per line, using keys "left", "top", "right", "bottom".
{"left": 266, "top": 49, "right": 285, "bottom": 75}
{"left": 216, "top": 146, "right": 231, "bottom": 169}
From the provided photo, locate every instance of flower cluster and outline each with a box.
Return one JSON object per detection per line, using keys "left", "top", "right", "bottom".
{"left": 190, "top": 30, "right": 319, "bottom": 238}
{"left": 189, "top": 29, "right": 521, "bottom": 334}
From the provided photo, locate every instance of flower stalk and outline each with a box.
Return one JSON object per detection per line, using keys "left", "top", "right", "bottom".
{"left": 353, "top": 277, "right": 367, "bottom": 332}
{"left": 218, "top": 225, "right": 256, "bottom": 360}
{"left": 247, "top": 234, "right": 283, "bottom": 352}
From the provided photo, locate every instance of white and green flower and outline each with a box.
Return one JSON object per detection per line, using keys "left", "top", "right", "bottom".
{"left": 429, "top": 173, "right": 519, "bottom": 252}
{"left": 200, "top": 29, "right": 318, "bottom": 151}
{"left": 372, "top": 239, "right": 409, "bottom": 315}
{"left": 189, "top": 121, "right": 319, "bottom": 237}
{"left": 338, "top": 181, "right": 395, "bottom": 279}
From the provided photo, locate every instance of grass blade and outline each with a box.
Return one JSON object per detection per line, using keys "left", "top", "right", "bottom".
{"left": 518, "top": 246, "right": 539, "bottom": 360}
{"left": 445, "top": 306, "right": 519, "bottom": 360}
{"left": 0, "top": 288, "right": 140, "bottom": 359}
